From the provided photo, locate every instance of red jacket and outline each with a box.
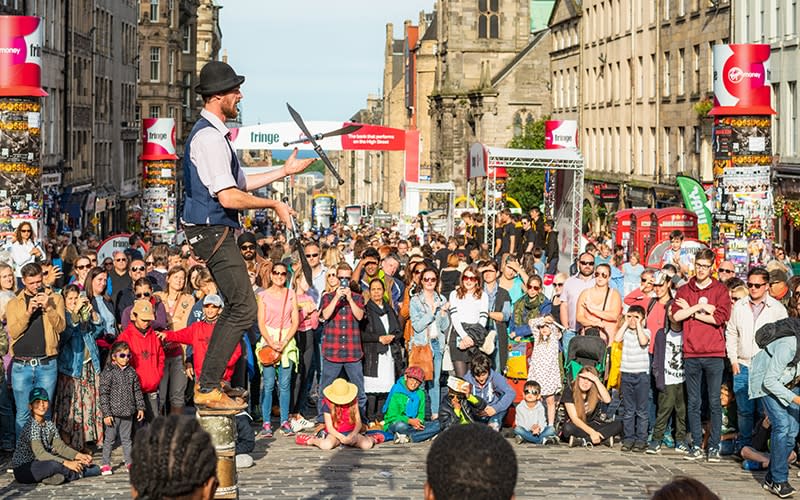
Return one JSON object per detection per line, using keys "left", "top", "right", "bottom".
{"left": 117, "top": 323, "right": 166, "bottom": 394}
{"left": 164, "top": 320, "right": 241, "bottom": 382}
{"left": 670, "top": 278, "right": 731, "bottom": 358}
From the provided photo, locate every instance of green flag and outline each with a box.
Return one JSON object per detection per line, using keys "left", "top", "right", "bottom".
{"left": 676, "top": 175, "right": 712, "bottom": 242}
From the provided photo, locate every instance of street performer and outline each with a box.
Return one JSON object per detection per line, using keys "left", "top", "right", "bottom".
{"left": 183, "top": 61, "right": 313, "bottom": 411}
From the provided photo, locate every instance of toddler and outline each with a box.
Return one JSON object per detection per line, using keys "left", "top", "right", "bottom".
{"left": 513, "top": 380, "right": 557, "bottom": 445}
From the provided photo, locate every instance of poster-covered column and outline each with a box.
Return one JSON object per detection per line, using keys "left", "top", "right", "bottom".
{"left": 544, "top": 120, "right": 578, "bottom": 220}
{"left": 139, "top": 118, "right": 178, "bottom": 243}
{"left": 709, "top": 44, "right": 775, "bottom": 275}
{"left": 0, "top": 17, "right": 47, "bottom": 237}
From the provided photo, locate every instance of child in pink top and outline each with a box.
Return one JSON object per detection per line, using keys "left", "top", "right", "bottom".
{"left": 295, "top": 378, "right": 374, "bottom": 450}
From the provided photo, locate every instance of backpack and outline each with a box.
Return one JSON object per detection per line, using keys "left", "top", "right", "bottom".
{"left": 754, "top": 318, "right": 800, "bottom": 367}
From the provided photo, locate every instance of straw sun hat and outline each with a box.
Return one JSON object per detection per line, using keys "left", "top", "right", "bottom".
{"left": 322, "top": 378, "right": 358, "bottom": 405}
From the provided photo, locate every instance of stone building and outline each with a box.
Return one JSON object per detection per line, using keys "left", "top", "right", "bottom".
{"left": 196, "top": 0, "right": 222, "bottom": 74}
{"left": 549, "top": 0, "right": 730, "bottom": 216}
{"left": 428, "top": 0, "right": 553, "bottom": 196}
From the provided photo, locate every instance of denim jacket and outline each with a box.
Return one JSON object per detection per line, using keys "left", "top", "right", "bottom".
{"left": 749, "top": 336, "right": 800, "bottom": 407}
{"left": 57, "top": 313, "right": 104, "bottom": 377}
{"left": 409, "top": 292, "right": 450, "bottom": 347}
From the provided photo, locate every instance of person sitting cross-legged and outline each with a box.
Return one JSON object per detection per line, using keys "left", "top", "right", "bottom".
{"left": 513, "top": 380, "right": 558, "bottom": 445}
{"left": 383, "top": 366, "right": 441, "bottom": 444}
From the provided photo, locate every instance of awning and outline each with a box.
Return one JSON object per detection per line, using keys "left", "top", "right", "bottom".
{"left": 60, "top": 187, "right": 88, "bottom": 221}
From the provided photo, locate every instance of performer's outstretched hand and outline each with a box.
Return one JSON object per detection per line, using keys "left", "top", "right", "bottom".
{"left": 273, "top": 201, "right": 297, "bottom": 227}
{"left": 284, "top": 148, "right": 315, "bottom": 175}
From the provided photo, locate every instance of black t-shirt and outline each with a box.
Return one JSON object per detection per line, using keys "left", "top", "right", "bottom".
{"left": 434, "top": 249, "right": 451, "bottom": 269}
{"left": 14, "top": 294, "right": 46, "bottom": 357}
{"left": 521, "top": 228, "right": 536, "bottom": 254}
{"left": 561, "top": 381, "right": 600, "bottom": 423}
{"left": 109, "top": 270, "right": 132, "bottom": 307}
{"left": 499, "top": 223, "right": 518, "bottom": 256}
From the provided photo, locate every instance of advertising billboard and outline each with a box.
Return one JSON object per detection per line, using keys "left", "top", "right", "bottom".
{"left": 710, "top": 44, "right": 775, "bottom": 116}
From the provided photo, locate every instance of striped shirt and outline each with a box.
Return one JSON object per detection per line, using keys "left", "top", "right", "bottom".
{"left": 621, "top": 326, "right": 651, "bottom": 374}
{"left": 448, "top": 291, "right": 489, "bottom": 340}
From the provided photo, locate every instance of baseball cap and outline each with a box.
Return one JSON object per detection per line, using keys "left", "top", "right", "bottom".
{"left": 29, "top": 387, "right": 49, "bottom": 404}
{"left": 405, "top": 366, "right": 425, "bottom": 383}
{"left": 132, "top": 299, "right": 155, "bottom": 321}
{"left": 203, "top": 294, "right": 224, "bottom": 307}
{"left": 652, "top": 271, "right": 669, "bottom": 286}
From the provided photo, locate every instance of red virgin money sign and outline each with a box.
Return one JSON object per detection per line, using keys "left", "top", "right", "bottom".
{"left": 710, "top": 44, "right": 775, "bottom": 116}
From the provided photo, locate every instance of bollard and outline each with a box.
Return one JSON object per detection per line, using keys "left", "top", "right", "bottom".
{"left": 196, "top": 410, "right": 239, "bottom": 499}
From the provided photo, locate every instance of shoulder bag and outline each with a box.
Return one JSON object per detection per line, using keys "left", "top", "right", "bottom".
{"left": 256, "top": 289, "right": 288, "bottom": 367}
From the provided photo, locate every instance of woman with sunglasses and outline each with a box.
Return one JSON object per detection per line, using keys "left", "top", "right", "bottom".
{"left": 448, "top": 265, "right": 489, "bottom": 378}
{"left": 575, "top": 263, "right": 622, "bottom": 344}
{"left": 120, "top": 278, "right": 169, "bottom": 331}
{"left": 69, "top": 256, "right": 92, "bottom": 290}
{"left": 480, "top": 260, "right": 513, "bottom": 370}
{"left": 54, "top": 284, "right": 105, "bottom": 452}
{"left": 9, "top": 222, "right": 43, "bottom": 288}
{"left": 155, "top": 267, "right": 195, "bottom": 416}
{"left": 410, "top": 268, "right": 450, "bottom": 419}
{"left": 256, "top": 262, "right": 299, "bottom": 438}
{"left": 399, "top": 261, "right": 427, "bottom": 346}
{"left": 288, "top": 271, "right": 320, "bottom": 432}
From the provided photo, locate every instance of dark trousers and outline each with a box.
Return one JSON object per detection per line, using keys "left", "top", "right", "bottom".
{"left": 186, "top": 225, "right": 258, "bottom": 391}
{"left": 292, "top": 329, "right": 317, "bottom": 415}
{"left": 652, "top": 383, "right": 687, "bottom": 443}
{"left": 562, "top": 419, "right": 623, "bottom": 442}
{"left": 14, "top": 460, "right": 81, "bottom": 483}
{"left": 685, "top": 357, "right": 723, "bottom": 450}
{"left": 621, "top": 372, "right": 650, "bottom": 443}
{"left": 366, "top": 393, "right": 387, "bottom": 422}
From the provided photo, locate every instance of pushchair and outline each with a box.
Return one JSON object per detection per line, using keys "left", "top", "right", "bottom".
{"left": 563, "top": 327, "right": 608, "bottom": 384}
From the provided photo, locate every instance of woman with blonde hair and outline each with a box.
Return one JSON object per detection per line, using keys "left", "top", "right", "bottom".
{"left": 322, "top": 246, "right": 343, "bottom": 270}
{"left": 562, "top": 366, "right": 622, "bottom": 447}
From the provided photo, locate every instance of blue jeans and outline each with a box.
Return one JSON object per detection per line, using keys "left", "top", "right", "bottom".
{"left": 684, "top": 357, "right": 723, "bottom": 450}
{"left": 561, "top": 329, "right": 576, "bottom": 354}
{"left": 11, "top": 359, "right": 58, "bottom": 438}
{"left": 514, "top": 425, "right": 556, "bottom": 444}
{"left": 475, "top": 409, "right": 507, "bottom": 430}
{"left": 388, "top": 420, "right": 441, "bottom": 442}
{"left": 318, "top": 360, "right": 366, "bottom": 421}
{"left": 261, "top": 362, "right": 293, "bottom": 425}
{"left": 621, "top": 372, "right": 650, "bottom": 443}
{"left": 762, "top": 388, "right": 800, "bottom": 484}
{"left": 427, "top": 339, "right": 443, "bottom": 416}
{"left": 733, "top": 365, "right": 757, "bottom": 451}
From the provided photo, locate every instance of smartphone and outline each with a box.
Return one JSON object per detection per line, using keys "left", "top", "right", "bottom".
{"left": 36, "top": 285, "right": 45, "bottom": 294}
{"left": 79, "top": 291, "right": 87, "bottom": 299}
{"left": 339, "top": 278, "right": 349, "bottom": 288}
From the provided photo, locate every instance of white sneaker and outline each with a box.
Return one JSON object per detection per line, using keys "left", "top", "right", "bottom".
{"left": 290, "top": 416, "right": 316, "bottom": 433}
{"left": 394, "top": 433, "right": 410, "bottom": 444}
{"left": 235, "top": 454, "right": 254, "bottom": 469}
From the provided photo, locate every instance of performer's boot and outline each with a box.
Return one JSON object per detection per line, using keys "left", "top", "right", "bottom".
{"left": 221, "top": 380, "right": 249, "bottom": 400}
{"left": 194, "top": 386, "right": 248, "bottom": 412}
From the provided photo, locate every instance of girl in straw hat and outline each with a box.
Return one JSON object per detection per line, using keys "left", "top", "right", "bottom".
{"left": 295, "top": 378, "right": 374, "bottom": 450}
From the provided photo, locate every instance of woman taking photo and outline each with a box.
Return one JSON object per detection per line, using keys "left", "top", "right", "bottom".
{"left": 257, "top": 262, "right": 299, "bottom": 438}
{"left": 481, "top": 260, "right": 512, "bottom": 370}
{"left": 155, "top": 267, "right": 194, "bottom": 415}
{"left": 575, "top": 263, "right": 622, "bottom": 343}
{"left": 10, "top": 222, "right": 43, "bottom": 287}
{"left": 362, "top": 278, "right": 403, "bottom": 425}
{"left": 448, "top": 265, "right": 489, "bottom": 377}
{"left": 409, "top": 268, "right": 450, "bottom": 419}
{"left": 54, "top": 284, "right": 104, "bottom": 451}
{"left": 562, "top": 366, "right": 622, "bottom": 447}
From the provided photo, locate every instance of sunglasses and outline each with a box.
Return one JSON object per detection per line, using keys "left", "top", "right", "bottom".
{"left": 554, "top": 282, "right": 565, "bottom": 287}
{"left": 89, "top": 258, "right": 97, "bottom": 263}
{"left": 75, "top": 264, "right": 91, "bottom": 270}
{"left": 131, "top": 266, "right": 146, "bottom": 272}
{"left": 641, "top": 278, "right": 653, "bottom": 283}
{"left": 524, "top": 389, "right": 540, "bottom": 396}
{"left": 528, "top": 285, "right": 541, "bottom": 291}
{"left": 462, "top": 275, "right": 478, "bottom": 282}
{"left": 114, "top": 353, "right": 130, "bottom": 359}
{"left": 412, "top": 269, "right": 423, "bottom": 275}
{"left": 579, "top": 260, "right": 594, "bottom": 266}
{"left": 240, "top": 245, "right": 256, "bottom": 251}
{"left": 695, "top": 262, "right": 712, "bottom": 269}
{"left": 271, "top": 271, "right": 287, "bottom": 277}
{"left": 337, "top": 276, "right": 351, "bottom": 280}
{"left": 747, "top": 282, "right": 767, "bottom": 289}
{"left": 135, "top": 292, "right": 152, "bottom": 298}
{"left": 19, "top": 229, "right": 31, "bottom": 233}
{"left": 422, "top": 277, "right": 437, "bottom": 283}
{"left": 145, "top": 261, "right": 154, "bottom": 265}
{"left": 594, "top": 272, "right": 609, "bottom": 278}
{"left": 719, "top": 269, "right": 735, "bottom": 274}
{"left": 114, "top": 258, "right": 127, "bottom": 262}
{"left": 305, "top": 253, "right": 319, "bottom": 258}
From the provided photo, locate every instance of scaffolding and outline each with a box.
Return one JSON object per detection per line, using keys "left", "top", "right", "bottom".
{"left": 470, "top": 145, "right": 584, "bottom": 266}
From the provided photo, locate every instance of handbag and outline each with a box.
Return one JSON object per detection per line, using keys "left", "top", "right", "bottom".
{"left": 409, "top": 343, "right": 434, "bottom": 381}
{"left": 256, "top": 289, "right": 289, "bottom": 367}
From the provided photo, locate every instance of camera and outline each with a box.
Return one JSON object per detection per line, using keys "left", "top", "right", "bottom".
{"left": 339, "top": 278, "right": 349, "bottom": 289}
{"left": 36, "top": 285, "right": 45, "bottom": 294}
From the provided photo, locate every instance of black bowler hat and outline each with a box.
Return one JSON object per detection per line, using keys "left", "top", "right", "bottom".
{"left": 194, "top": 61, "right": 245, "bottom": 96}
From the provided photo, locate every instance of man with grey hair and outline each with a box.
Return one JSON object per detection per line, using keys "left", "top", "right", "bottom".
{"left": 381, "top": 254, "right": 404, "bottom": 308}
{"left": 108, "top": 251, "right": 131, "bottom": 307}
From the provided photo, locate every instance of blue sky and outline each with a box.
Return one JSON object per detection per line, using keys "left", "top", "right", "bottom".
{"left": 217, "top": 0, "right": 433, "bottom": 126}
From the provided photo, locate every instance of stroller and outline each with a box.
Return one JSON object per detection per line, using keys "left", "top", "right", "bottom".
{"left": 563, "top": 327, "right": 608, "bottom": 384}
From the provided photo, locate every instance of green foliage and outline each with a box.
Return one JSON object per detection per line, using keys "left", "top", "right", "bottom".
{"left": 505, "top": 116, "right": 548, "bottom": 212}
{"left": 272, "top": 158, "right": 325, "bottom": 174}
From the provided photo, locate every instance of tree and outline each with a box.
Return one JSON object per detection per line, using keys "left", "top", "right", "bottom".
{"left": 505, "top": 116, "right": 547, "bottom": 212}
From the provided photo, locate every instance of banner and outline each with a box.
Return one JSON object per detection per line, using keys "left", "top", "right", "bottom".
{"left": 710, "top": 44, "right": 775, "bottom": 116}
{"left": 676, "top": 176, "right": 712, "bottom": 242}
{"left": 0, "top": 16, "right": 47, "bottom": 97}
{"left": 140, "top": 118, "right": 177, "bottom": 160}
{"left": 229, "top": 121, "right": 406, "bottom": 151}
{"left": 545, "top": 120, "right": 578, "bottom": 149}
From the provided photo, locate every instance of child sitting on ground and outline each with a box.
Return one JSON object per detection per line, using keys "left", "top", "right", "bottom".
{"left": 11, "top": 388, "right": 100, "bottom": 484}
{"left": 295, "top": 378, "right": 375, "bottom": 450}
{"left": 99, "top": 341, "right": 145, "bottom": 475}
{"left": 513, "top": 380, "right": 558, "bottom": 445}
{"left": 463, "top": 353, "right": 516, "bottom": 431}
{"left": 383, "top": 366, "right": 441, "bottom": 443}
{"left": 439, "top": 376, "right": 487, "bottom": 430}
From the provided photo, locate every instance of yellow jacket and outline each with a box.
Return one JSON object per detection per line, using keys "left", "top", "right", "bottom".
{"left": 7, "top": 290, "right": 66, "bottom": 357}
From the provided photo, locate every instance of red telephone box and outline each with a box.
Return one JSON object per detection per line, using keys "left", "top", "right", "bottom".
{"left": 613, "top": 208, "right": 698, "bottom": 263}
{"left": 653, "top": 208, "right": 698, "bottom": 242}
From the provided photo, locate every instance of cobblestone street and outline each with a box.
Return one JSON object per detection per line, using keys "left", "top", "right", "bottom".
{"left": 0, "top": 432, "right": 778, "bottom": 499}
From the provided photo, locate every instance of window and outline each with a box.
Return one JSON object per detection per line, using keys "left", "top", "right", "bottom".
{"left": 678, "top": 0, "right": 685, "bottom": 16}
{"left": 678, "top": 48, "right": 685, "bottom": 95}
{"left": 663, "top": 51, "right": 671, "bottom": 97}
{"left": 649, "top": 54, "right": 656, "bottom": 98}
{"left": 694, "top": 126, "right": 701, "bottom": 154}
{"left": 692, "top": 45, "right": 700, "bottom": 94}
{"left": 135, "top": 105, "right": 141, "bottom": 123}
{"left": 168, "top": 50, "right": 174, "bottom": 84}
{"left": 637, "top": 56, "right": 644, "bottom": 98}
{"left": 789, "top": 82, "right": 797, "bottom": 156}
{"left": 774, "top": 83, "right": 781, "bottom": 153}
{"left": 648, "top": 128, "right": 656, "bottom": 176}
{"left": 790, "top": 0, "right": 797, "bottom": 38}
{"left": 149, "top": 105, "right": 160, "bottom": 118}
{"left": 149, "top": 47, "right": 160, "bottom": 82}
{"left": 182, "top": 24, "right": 192, "bottom": 53}
{"left": 478, "top": 0, "right": 499, "bottom": 39}
{"left": 636, "top": 127, "right": 644, "bottom": 175}
{"left": 149, "top": 0, "right": 158, "bottom": 22}
{"left": 773, "top": 0, "right": 782, "bottom": 40}
{"left": 663, "top": 0, "right": 670, "bottom": 21}
{"left": 662, "top": 128, "right": 671, "bottom": 176}
{"left": 678, "top": 127, "right": 685, "bottom": 173}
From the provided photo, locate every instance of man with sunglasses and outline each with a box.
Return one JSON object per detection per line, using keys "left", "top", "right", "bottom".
{"left": 716, "top": 261, "right": 736, "bottom": 283}
{"left": 108, "top": 251, "right": 131, "bottom": 308}
{"left": 624, "top": 270, "right": 656, "bottom": 309}
{"left": 183, "top": 61, "right": 314, "bottom": 411}
{"left": 238, "top": 232, "right": 270, "bottom": 288}
{"left": 671, "top": 249, "right": 731, "bottom": 462}
{"left": 559, "top": 252, "right": 596, "bottom": 352}
{"left": 725, "top": 267, "right": 786, "bottom": 455}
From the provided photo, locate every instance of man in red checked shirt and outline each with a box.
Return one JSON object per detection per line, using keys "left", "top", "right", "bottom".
{"left": 317, "top": 262, "right": 366, "bottom": 422}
